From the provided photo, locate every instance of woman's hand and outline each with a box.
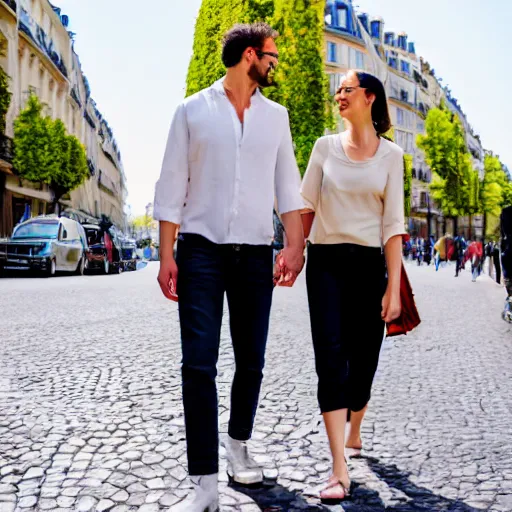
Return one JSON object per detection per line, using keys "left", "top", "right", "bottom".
{"left": 381, "top": 286, "right": 401, "bottom": 323}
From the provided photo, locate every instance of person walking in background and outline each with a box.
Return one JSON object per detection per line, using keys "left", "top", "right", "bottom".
{"left": 453, "top": 232, "right": 466, "bottom": 277}
{"left": 300, "top": 70, "right": 405, "bottom": 504}
{"left": 464, "top": 238, "right": 484, "bottom": 282}
{"left": 434, "top": 234, "right": 450, "bottom": 271}
{"left": 485, "top": 241, "right": 494, "bottom": 278}
{"left": 500, "top": 206, "right": 512, "bottom": 322}
{"left": 154, "top": 23, "right": 304, "bottom": 511}
{"left": 492, "top": 241, "right": 501, "bottom": 285}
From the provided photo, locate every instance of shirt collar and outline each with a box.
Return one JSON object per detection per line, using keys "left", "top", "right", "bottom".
{"left": 211, "top": 76, "right": 263, "bottom": 102}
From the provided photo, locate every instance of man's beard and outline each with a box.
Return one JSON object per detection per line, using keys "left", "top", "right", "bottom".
{"left": 249, "top": 63, "right": 276, "bottom": 88}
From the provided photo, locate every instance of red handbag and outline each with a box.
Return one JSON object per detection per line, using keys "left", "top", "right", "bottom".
{"left": 386, "top": 263, "right": 421, "bottom": 337}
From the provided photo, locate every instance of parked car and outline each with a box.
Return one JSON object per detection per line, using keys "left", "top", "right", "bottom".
{"left": 82, "top": 223, "right": 123, "bottom": 274}
{"left": 0, "top": 215, "right": 87, "bottom": 276}
{"left": 120, "top": 237, "right": 137, "bottom": 271}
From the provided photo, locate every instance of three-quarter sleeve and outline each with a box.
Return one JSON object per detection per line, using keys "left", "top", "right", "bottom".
{"left": 274, "top": 110, "right": 304, "bottom": 215}
{"left": 382, "top": 151, "right": 407, "bottom": 246}
{"left": 153, "top": 103, "right": 189, "bottom": 224}
{"left": 300, "top": 138, "right": 325, "bottom": 211}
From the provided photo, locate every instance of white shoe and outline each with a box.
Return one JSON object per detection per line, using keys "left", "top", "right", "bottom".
{"left": 170, "top": 474, "right": 219, "bottom": 512}
{"left": 223, "top": 436, "right": 264, "bottom": 485}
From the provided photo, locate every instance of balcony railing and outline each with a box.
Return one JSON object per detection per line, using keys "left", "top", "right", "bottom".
{"left": 0, "top": 134, "right": 14, "bottom": 163}
{"left": 1, "top": 0, "right": 17, "bottom": 14}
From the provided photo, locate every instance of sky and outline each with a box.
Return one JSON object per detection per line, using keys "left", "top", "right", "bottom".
{"left": 52, "top": 0, "right": 510, "bottom": 216}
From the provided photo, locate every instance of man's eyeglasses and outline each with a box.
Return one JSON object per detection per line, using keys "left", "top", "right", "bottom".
{"left": 256, "top": 50, "right": 279, "bottom": 61}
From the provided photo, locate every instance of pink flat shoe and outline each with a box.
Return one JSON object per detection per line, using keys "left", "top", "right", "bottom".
{"left": 319, "top": 475, "right": 351, "bottom": 504}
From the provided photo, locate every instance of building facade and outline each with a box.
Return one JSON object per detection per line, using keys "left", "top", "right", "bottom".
{"left": 323, "top": 0, "right": 485, "bottom": 239}
{"left": 0, "top": 0, "right": 126, "bottom": 238}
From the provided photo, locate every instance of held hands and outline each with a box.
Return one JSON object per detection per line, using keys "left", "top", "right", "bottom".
{"left": 157, "top": 256, "right": 179, "bottom": 302}
{"left": 381, "top": 286, "right": 401, "bottom": 323}
{"left": 273, "top": 245, "right": 305, "bottom": 287}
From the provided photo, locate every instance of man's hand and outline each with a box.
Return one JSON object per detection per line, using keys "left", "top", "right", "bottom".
{"left": 274, "top": 246, "right": 304, "bottom": 287}
{"left": 157, "top": 256, "right": 179, "bottom": 302}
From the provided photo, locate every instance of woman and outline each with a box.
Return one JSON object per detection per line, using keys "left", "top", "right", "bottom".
{"left": 300, "top": 70, "right": 405, "bottom": 503}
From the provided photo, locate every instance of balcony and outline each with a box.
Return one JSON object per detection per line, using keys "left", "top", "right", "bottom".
{"left": 0, "top": 134, "right": 13, "bottom": 163}
{"left": 1, "top": 0, "right": 17, "bottom": 14}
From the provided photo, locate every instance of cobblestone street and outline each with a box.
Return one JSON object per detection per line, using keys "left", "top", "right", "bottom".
{"left": 1, "top": 262, "right": 511, "bottom": 512}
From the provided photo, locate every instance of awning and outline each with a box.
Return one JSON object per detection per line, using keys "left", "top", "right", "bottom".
{"left": 5, "top": 182, "right": 53, "bottom": 202}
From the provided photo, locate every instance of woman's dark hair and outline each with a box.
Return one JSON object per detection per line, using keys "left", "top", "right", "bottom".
{"left": 222, "top": 23, "right": 278, "bottom": 68}
{"left": 336, "top": 71, "right": 392, "bottom": 136}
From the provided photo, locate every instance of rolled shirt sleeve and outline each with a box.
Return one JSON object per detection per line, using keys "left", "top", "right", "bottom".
{"left": 153, "top": 103, "right": 189, "bottom": 224}
{"left": 274, "top": 110, "right": 304, "bottom": 215}
{"left": 300, "top": 138, "right": 325, "bottom": 211}
{"left": 382, "top": 150, "right": 407, "bottom": 246}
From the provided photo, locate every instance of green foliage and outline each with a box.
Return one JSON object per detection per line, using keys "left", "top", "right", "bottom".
{"left": 13, "top": 94, "right": 89, "bottom": 206}
{"left": 0, "top": 34, "right": 11, "bottom": 134}
{"left": 267, "top": 0, "right": 331, "bottom": 174}
{"left": 417, "top": 106, "right": 473, "bottom": 218}
{"left": 186, "top": 0, "right": 331, "bottom": 175}
{"left": 0, "top": 67, "right": 11, "bottom": 134}
{"left": 185, "top": 0, "right": 245, "bottom": 97}
{"left": 480, "top": 153, "right": 512, "bottom": 216}
{"left": 13, "top": 95, "right": 55, "bottom": 183}
{"left": 382, "top": 128, "right": 412, "bottom": 217}
{"left": 403, "top": 154, "right": 413, "bottom": 217}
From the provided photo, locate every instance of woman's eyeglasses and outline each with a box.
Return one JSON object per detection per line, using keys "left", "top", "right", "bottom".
{"left": 337, "top": 86, "right": 362, "bottom": 95}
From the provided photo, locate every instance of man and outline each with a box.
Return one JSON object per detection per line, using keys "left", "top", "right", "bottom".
{"left": 153, "top": 23, "right": 304, "bottom": 511}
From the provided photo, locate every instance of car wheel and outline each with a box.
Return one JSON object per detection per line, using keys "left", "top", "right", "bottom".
{"left": 75, "top": 256, "right": 86, "bottom": 276}
{"left": 46, "top": 259, "right": 56, "bottom": 277}
{"left": 103, "top": 259, "right": 110, "bottom": 275}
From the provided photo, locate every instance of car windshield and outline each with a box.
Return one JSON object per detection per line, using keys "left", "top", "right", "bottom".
{"left": 85, "top": 228, "right": 103, "bottom": 245}
{"left": 12, "top": 222, "right": 59, "bottom": 239}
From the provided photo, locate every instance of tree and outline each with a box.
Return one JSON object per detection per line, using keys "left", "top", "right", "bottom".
{"left": 186, "top": 0, "right": 332, "bottom": 174}
{"left": 268, "top": 0, "right": 332, "bottom": 174}
{"left": 417, "top": 105, "right": 472, "bottom": 233}
{"left": 130, "top": 214, "right": 155, "bottom": 238}
{"left": 186, "top": 0, "right": 246, "bottom": 97}
{"left": 0, "top": 35, "right": 11, "bottom": 134}
{"left": 13, "top": 94, "right": 89, "bottom": 212}
{"left": 383, "top": 127, "right": 412, "bottom": 217}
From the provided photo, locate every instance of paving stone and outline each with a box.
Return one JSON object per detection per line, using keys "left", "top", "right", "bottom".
{"left": 1, "top": 264, "right": 511, "bottom": 511}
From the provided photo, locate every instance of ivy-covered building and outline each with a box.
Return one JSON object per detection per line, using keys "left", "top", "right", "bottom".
{"left": 323, "top": 0, "right": 485, "bottom": 238}
{"left": 0, "top": 0, "right": 126, "bottom": 237}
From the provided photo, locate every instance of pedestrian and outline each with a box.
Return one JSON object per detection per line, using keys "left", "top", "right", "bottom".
{"left": 454, "top": 232, "right": 466, "bottom": 277}
{"left": 485, "top": 241, "right": 494, "bottom": 278}
{"left": 500, "top": 206, "right": 512, "bottom": 322}
{"left": 464, "top": 238, "right": 483, "bottom": 282}
{"left": 300, "top": 70, "right": 405, "bottom": 504}
{"left": 153, "top": 23, "right": 305, "bottom": 511}
{"left": 492, "top": 241, "right": 501, "bottom": 285}
{"left": 434, "top": 234, "right": 450, "bottom": 271}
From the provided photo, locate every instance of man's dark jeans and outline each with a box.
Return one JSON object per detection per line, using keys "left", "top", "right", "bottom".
{"left": 176, "top": 233, "right": 274, "bottom": 476}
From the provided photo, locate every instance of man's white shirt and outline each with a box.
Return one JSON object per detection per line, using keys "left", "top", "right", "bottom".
{"left": 153, "top": 77, "right": 303, "bottom": 245}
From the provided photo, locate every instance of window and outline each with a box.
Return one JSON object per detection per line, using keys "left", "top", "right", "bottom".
{"left": 370, "top": 20, "right": 380, "bottom": 39}
{"left": 329, "top": 73, "right": 343, "bottom": 95}
{"left": 401, "top": 60, "right": 410, "bottom": 75}
{"left": 400, "top": 89, "right": 409, "bottom": 103}
{"left": 327, "top": 42, "right": 337, "bottom": 63}
{"left": 355, "top": 50, "right": 364, "bottom": 69}
{"left": 396, "top": 108, "right": 403, "bottom": 126}
{"left": 388, "top": 57, "right": 398, "bottom": 70}
{"left": 336, "top": 7, "right": 347, "bottom": 29}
